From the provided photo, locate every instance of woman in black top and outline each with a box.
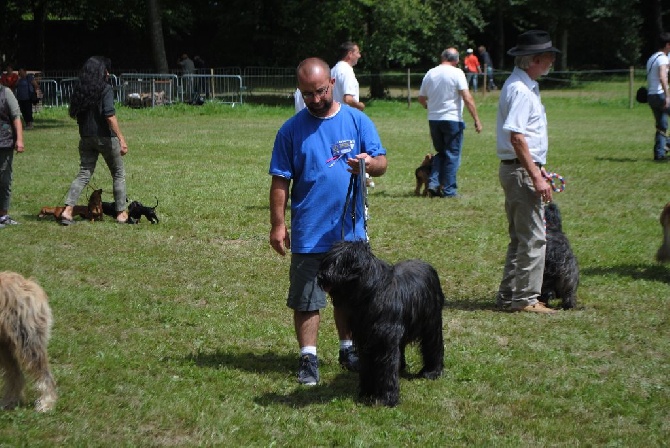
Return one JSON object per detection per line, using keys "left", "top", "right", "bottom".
{"left": 60, "top": 56, "right": 129, "bottom": 225}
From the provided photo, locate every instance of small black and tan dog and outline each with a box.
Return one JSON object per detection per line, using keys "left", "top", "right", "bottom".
{"left": 128, "top": 198, "right": 160, "bottom": 224}
{"left": 414, "top": 154, "right": 433, "bottom": 196}
{"left": 317, "top": 240, "right": 444, "bottom": 407}
{"left": 541, "top": 202, "right": 579, "bottom": 309}
{"left": 655, "top": 202, "right": 670, "bottom": 263}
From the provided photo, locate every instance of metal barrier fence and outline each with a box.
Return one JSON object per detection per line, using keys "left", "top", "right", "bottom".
{"left": 242, "top": 66, "right": 296, "bottom": 95}
{"left": 31, "top": 67, "right": 647, "bottom": 109}
{"left": 181, "top": 74, "right": 244, "bottom": 104}
{"left": 38, "top": 79, "right": 60, "bottom": 107}
{"left": 119, "top": 73, "right": 179, "bottom": 107}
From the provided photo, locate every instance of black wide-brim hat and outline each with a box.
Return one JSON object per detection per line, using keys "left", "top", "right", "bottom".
{"left": 507, "top": 30, "right": 561, "bottom": 56}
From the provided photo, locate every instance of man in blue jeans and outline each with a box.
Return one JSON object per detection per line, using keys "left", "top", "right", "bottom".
{"left": 418, "top": 47, "right": 482, "bottom": 198}
{"left": 646, "top": 32, "right": 670, "bottom": 161}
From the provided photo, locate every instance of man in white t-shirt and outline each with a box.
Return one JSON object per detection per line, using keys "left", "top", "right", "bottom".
{"left": 646, "top": 32, "right": 670, "bottom": 161}
{"left": 331, "top": 42, "right": 365, "bottom": 111}
{"left": 418, "top": 47, "right": 482, "bottom": 198}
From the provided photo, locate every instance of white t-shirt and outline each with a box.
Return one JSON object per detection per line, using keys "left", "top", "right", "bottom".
{"left": 294, "top": 88, "right": 305, "bottom": 113}
{"left": 647, "top": 51, "right": 669, "bottom": 95}
{"left": 331, "top": 61, "right": 360, "bottom": 103}
{"left": 418, "top": 64, "right": 468, "bottom": 121}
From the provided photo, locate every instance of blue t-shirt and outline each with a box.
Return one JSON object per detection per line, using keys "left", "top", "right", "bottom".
{"left": 269, "top": 104, "right": 386, "bottom": 253}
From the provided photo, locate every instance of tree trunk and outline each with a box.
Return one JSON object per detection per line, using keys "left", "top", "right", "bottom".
{"left": 369, "top": 70, "right": 386, "bottom": 99}
{"left": 31, "top": 0, "right": 48, "bottom": 71}
{"left": 559, "top": 28, "right": 568, "bottom": 71}
{"left": 494, "top": 0, "right": 505, "bottom": 70}
{"left": 147, "top": 0, "right": 169, "bottom": 73}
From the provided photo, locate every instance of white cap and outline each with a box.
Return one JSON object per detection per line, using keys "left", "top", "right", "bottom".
{"left": 466, "top": 48, "right": 473, "bottom": 53}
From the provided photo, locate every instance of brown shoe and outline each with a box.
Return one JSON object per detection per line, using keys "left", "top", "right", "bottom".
{"left": 513, "top": 302, "right": 557, "bottom": 314}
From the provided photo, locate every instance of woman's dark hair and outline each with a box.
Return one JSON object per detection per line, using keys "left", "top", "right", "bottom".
{"left": 68, "top": 56, "right": 111, "bottom": 119}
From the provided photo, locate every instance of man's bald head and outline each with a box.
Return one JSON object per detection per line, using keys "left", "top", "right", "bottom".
{"left": 296, "top": 57, "right": 336, "bottom": 117}
{"left": 297, "top": 57, "right": 330, "bottom": 83}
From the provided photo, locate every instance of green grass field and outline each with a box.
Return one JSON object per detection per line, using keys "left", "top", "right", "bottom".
{"left": 1, "top": 83, "right": 669, "bottom": 446}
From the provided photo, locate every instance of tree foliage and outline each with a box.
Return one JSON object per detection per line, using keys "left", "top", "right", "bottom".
{"left": 0, "top": 0, "right": 664, "bottom": 77}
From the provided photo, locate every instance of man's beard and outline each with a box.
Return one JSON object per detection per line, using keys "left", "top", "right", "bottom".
{"left": 307, "top": 97, "right": 333, "bottom": 117}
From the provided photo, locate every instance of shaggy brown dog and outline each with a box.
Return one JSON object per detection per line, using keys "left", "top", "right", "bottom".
{"left": 656, "top": 202, "right": 670, "bottom": 262}
{"left": 414, "top": 154, "right": 433, "bottom": 196}
{"left": 0, "top": 272, "right": 57, "bottom": 412}
{"left": 38, "top": 205, "right": 89, "bottom": 221}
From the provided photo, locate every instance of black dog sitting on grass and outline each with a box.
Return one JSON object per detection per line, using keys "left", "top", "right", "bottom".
{"left": 317, "top": 240, "right": 444, "bottom": 407}
{"left": 541, "top": 202, "right": 579, "bottom": 309}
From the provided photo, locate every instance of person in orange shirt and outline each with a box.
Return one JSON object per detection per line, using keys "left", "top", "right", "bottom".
{"left": 463, "top": 49, "right": 481, "bottom": 92}
{"left": 0, "top": 64, "right": 19, "bottom": 91}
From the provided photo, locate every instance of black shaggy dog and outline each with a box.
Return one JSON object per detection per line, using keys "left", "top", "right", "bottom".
{"left": 317, "top": 240, "right": 445, "bottom": 407}
{"left": 541, "top": 202, "right": 579, "bottom": 309}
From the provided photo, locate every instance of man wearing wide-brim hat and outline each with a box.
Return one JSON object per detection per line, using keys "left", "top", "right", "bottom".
{"left": 495, "top": 30, "right": 561, "bottom": 314}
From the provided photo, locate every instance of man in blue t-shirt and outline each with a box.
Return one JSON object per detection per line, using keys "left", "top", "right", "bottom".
{"left": 269, "top": 57, "right": 387, "bottom": 386}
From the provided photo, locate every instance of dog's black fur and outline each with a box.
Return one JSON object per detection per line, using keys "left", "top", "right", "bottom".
{"left": 101, "top": 201, "right": 116, "bottom": 218}
{"left": 541, "top": 202, "right": 579, "bottom": 309}
{"left": 128, "top": 198, "right": 160, "bottom": 224}
{"left": 317, "top": 240, "right": 445, "bottom": 407}
{"left": 102, "top": 198, "right": 130, "bottom": 219}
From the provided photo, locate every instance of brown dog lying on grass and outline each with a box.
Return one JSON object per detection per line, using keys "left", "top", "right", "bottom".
{"left": 38, "top": 189, "right": 105, "bottom": 222}
{"left": 38, "top": 205, "right": 89, "bottom": 221}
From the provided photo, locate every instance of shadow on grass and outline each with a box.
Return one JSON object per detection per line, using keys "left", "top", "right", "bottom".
{"left": 29, "top": 117, "right": 70, "bottom": 129}
{"left": 444, "top": 297, "right": 498, "bottom": 311}
{"left": 254, "top": 372, "right": 359, "bottom": 407}
{"left": 581, "top": 263, "right": 670, "bottom": 283}
{"left": 184, "top": 350, "right": 295, "bottom": 373}
{"left": 593, "top": 156, "right": 639, "bottom": 163}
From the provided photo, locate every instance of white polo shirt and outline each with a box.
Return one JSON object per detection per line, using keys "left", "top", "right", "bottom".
{"left": 496, "top": 67, "right": 548, "bottom": 164}
{"left": 418, "top": 63, "right": 468, "bottom": 122}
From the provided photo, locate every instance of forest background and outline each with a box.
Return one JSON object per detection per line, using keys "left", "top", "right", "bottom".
{"left": 0, "top": 0, "right": 667, "bottom": 98}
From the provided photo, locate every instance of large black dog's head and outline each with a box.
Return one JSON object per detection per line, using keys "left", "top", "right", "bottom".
{"left": 544, "top": 202, "right": 563, "bottom": 233}
{"left": 317, "top": 240, "right": 386, "bottom": 306}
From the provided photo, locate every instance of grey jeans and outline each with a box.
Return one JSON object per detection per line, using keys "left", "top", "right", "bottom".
{"left": 497, "top": 163, "right": 546, "bottom": 308}
{"left": 65, "top": 136, "right": 126, "bottom": 212}
{"left": 0, "top": 148, "right": 14, "bottom": 211}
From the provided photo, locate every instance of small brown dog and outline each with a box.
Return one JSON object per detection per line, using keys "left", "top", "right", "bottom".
{"left": 656, "top": 202, "right": 670, "bottom": 262}
{"left": 87, "top": 189, "right": 103, "bottom": 221}
{"left": 414, "top": 154, "right": 433, "bottom": 196}
{"left": 38, "top": 205, "right": 89, "bottom": 221}
{"left": 38, "top": 189, "right": 104, "bottom": 222}
{"left": 0, "top": 272, "right": 57, "bottom": 412}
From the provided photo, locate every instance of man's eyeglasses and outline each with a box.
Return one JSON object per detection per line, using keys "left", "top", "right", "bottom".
{"left": 301, "top": 85, "right": 329, "bottom": 100}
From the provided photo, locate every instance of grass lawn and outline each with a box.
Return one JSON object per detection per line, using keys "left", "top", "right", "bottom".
{"left": 1, "top": 82, "right": 669, "bottom": 446}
